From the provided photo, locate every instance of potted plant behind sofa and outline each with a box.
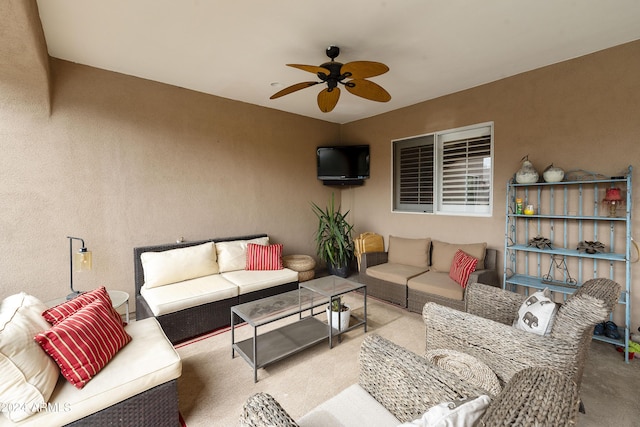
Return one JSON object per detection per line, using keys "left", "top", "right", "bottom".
{"left": 311, "top": 193, "right": 355, "bottom": 278}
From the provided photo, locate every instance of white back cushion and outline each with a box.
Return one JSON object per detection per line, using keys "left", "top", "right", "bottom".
{"left": 141, "top": 242, "right": 218, "bottom": 289}
{"left": 215, "top": 237, "right": 269, "bottom": 273}
{"left": 0, "top": 293, "right": 59, "bottom": 422}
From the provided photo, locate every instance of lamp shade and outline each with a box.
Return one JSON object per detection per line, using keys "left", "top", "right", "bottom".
{"left": 604, "top": 187, "right": 623, "bottom": 202}
{"left": 74, "top": 248, "right": 92, "bottom": 272}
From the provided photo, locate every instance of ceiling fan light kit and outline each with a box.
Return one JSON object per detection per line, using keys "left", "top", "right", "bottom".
{"left": 270, "top": 46, "right": 391, "bottom": 112}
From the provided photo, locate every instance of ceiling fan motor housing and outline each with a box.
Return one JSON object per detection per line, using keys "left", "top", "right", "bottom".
{"left": 318, "top": 61, "right": 345, "bottom": 90}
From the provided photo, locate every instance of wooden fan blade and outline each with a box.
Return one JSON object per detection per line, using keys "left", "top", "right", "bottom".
{"left": 341, "top": 61, "right": 389, "bottom": 79}
{"left": 317, "top": 87, "right": 341, "bottom": 112}
{"left": 287, "top": 64, "right": 331, "bottom": 76}
{"left": 270, "top": 81, "right": 319, "bottom": 99}
{"left": 345, "top": 79, "right": 391, "bottom": 102}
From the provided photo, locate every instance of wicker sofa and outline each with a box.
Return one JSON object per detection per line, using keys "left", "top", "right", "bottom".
{"left": 0, "top": 304, "right": 181, "bottom": 427}
{"left": 134, "top": 234, "right": 299, "bottom": 344}
{"left": 359, "top": 236, "right": 499, "bottom": 311}
{"left": 423, "top": 279, "right": 622, "bottom": 392}
{"left": 239, "top": 334, "right": 579, "bottom": 427}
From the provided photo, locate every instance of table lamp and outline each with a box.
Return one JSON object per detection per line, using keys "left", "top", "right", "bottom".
{"left": 602, "top": 187, "right": 624, "bottom": 217}
{"left": 67, "top": 236, "right": 92, "bottom": 300}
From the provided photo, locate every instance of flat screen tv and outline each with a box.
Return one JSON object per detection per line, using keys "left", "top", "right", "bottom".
{"left": 317, "top": 145, "right": 370, "bottom": 183}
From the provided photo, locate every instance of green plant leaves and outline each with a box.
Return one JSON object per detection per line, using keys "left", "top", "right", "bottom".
{"left": 311, "top": 193, "right": 354, "bottom": 268}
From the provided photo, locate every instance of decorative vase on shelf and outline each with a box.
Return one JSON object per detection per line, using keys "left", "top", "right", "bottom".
{"left": 515, "top": 155, "right": 539, "bottom": 184}
{"left": 543, "top": 164, "right": 565, "bottom": 183}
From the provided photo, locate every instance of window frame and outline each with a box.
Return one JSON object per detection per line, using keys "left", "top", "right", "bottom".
{"left": 392, "top": 122, "right": 494, "bottom": 217}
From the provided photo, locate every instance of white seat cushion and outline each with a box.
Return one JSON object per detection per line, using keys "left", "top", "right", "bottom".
{"left": 366, "top": 262, "right": 428, "bottom": 285}
{"left": 0, "top": 318, "right": 181, "bottom": 427}
{"left": 141, "top": 274, "right": 239, "bottom": 316}
{"left": 298, "top": 384, "right": 400, "bottom": 427}
{"left": 221, "top": 268, "right": 298, "bottom": 295}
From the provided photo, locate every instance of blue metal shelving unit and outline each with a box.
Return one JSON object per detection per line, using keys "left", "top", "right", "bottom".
{"left": 504, "top": 166, "right": 633, "bottom": 361}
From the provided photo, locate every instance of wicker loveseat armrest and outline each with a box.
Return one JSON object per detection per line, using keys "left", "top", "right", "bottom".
{"left": 358, "top": 334, "right": 487, "bottom": 423}
{"left": 467, "top": 269, "right": 500, "bottom": 288}
{"left": 479, "top": 367, "right": 579, "bottom": 427}
{"left": 240, "top": 392, "right": 299, "bottom": 427}
{"left": 465, "top": 282, "right": 524, "bottom": 325}
{"left": 359, "top": 251, "right": 388, "bottom": 271}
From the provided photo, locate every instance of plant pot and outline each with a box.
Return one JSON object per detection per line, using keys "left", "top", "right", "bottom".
{"left": 328, "top": 264, "right": 349, "bottom": 278}
{"left": 326, "top": 304, "right": 351, "bottom": 331}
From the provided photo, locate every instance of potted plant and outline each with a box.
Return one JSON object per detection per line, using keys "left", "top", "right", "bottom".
{"left": 326, "top": 296, "right": 351, "bottom": 331}
{"left": 311, "top": 193, "right": 355, "bottom": 278}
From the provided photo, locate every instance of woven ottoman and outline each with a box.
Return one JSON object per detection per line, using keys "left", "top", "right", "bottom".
{"left": 282, "top": 255, "right": 316, "bottom": 282}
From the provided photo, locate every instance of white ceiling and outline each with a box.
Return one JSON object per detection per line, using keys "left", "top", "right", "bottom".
{"left": 36, "top": 0, "right": 640, "bottom": 124}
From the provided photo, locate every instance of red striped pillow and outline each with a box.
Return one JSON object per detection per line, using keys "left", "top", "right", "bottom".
{"left": 245, "top": 243, "right": 283, "bottom": 271}
{"left": 34, "top": 298, "right": 132, "bottom": 389}
{"left": 449, "top": 249, "right": 479, "bottom": 288}
{"left": 42, "top": 286, "right": 125, "bottom": 326}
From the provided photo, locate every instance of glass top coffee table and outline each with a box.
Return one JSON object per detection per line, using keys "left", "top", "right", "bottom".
{"left": 231, "top": 275, "right": 366, "bottom": 382}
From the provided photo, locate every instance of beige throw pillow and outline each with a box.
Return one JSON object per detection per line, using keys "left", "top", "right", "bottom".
{"left": 431, "top": 240, "right": 487, "bottom": 272}
{"left": 141, "top": 242, "right": 218, "bottom": 289}
{"left": 387, "top": 236, "right": 431, "bottom": 268}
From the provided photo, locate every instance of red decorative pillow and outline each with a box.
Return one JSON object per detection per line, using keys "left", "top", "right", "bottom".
{"left": 42, "top": 286, "right": 125, "bottom": 326}
{"left": 245, "top": 243, "right": 283, "bottom": 271}
{"left": 34, "top": 298, "right": 132, "bottom": 389}
{"left": 449, "top": 249, "right": 479, "bottom": 288}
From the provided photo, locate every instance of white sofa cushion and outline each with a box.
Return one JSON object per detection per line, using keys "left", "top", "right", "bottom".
{"left": 221, "top": 268, "right": 298, "bottom": 295}
{"left": 366, "top": 263, "right": 428, "bottom": 286}
{"left": 0, "top": 318, "right": 181, "bottom": 427}
{"left": 0, "top": 293, "right": 59, "bottom": 422}
{"left": 141, "top": 242, "right": 218, "bottom": 289}
{"left": 216, "top": 237, "right": 269, "bottom": 273}
{"left": 399, "top": 395, "right": 491, "bottom": 427}
{"left": 141, "top": 274, "right": 239, "bottom": 316}
{"left": 298, "top": 384, "right": 400, "bottom": 427}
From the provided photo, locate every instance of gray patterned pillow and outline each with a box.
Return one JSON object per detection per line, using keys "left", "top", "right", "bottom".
{"left": 513, "top": 288, "right": 558, "bottom": 336}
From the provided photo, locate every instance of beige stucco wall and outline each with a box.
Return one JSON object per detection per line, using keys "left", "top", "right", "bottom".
{"left": 1, "top": 56, "right": 340, "bottom": 303}
{"left": 341, "top": 40, "right": 640, "bottom": 327}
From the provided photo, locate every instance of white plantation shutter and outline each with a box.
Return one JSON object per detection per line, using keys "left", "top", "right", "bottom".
{"left": 393, "top": 123, "right": 493, "bottom": 216}
{"left": 394, "top": 135, "right": 434, "bottom": 212}
{"left": 437, "top": 126, "right": 492, "bottom": 214}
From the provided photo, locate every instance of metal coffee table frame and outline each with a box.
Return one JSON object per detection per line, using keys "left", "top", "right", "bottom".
{"left": 231, "top": 276, "right": 366, "bottom": 382}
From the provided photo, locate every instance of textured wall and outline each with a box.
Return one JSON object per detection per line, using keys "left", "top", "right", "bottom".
{"left": 1, "top": 57, "right": 340, "bottom": 302}
{"left": 341, "top": 40, "right": 640, "bottom": 327}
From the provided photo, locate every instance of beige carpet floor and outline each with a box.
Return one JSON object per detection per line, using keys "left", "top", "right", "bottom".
{"left": 175, "top": 293, "right": 640, "bottom": 426}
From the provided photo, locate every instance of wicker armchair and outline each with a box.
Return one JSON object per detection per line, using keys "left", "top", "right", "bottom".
{"left": 240, "top": 334, "right": 579, "bottom": 427}
{"left": 423, "top": 278, "right": 622, "bottom": 390}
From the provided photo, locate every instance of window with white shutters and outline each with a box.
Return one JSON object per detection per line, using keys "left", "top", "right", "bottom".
{"left": 394, "top": 135, "right": 434, "bottom": 212}
{"left": 392, "top": 123, "right": 493, "bottom": 216}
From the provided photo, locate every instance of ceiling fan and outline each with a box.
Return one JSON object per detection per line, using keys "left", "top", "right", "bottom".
{"left": 270, "top": 46, "right": 391, "bottom": 113}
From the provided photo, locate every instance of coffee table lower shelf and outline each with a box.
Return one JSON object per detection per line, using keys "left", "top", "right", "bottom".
{"left": 233, "top": 317, "right": 330, "bottom": 381}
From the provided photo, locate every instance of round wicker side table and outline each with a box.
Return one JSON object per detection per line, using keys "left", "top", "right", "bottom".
{"left": 282, "top": 255, "right": 316, "bottom": 282}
